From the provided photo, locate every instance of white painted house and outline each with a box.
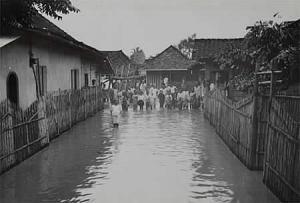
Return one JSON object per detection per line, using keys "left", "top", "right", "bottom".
{"left": 0, "top": 14, "right": 113, "bottom": 109}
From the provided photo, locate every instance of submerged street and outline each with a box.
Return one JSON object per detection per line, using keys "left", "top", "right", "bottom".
{"left": 0, "top": 109, "right": 279, "bottom": 203}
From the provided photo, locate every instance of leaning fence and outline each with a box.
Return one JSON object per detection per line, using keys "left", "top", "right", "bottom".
{"left": 204, "top": 89, "right": 262, "bottom": 170}
{"left": 0, "top": 86, "right": 104, "bottom": 174}
{"left": 0, "top": 99, "right": 48, "bottom": 174}
{"left": 204, "top": 88, "right": 300, "bottom": 201}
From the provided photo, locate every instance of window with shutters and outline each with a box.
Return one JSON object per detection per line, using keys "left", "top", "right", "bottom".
{"left": 38, "top": 66, "right": 47, "bottom": 96}
{"left": 71, "top": 69, "right": 79, "bottom": 90}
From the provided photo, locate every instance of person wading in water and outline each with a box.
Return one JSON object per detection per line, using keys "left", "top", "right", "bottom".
{"left": 110, "top": 100, "right": 122, "bottom": 128}
{"left": 158, "top": 89, "right": 165, "bottom": 109}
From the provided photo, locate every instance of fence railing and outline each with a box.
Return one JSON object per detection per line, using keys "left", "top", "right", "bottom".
{"left": 204, "top": 89, "right": 262, "bottom": 169}
{"left": 46, "top": 86, "right": 103, "bottom": 140}
{"left": 263, "top": 98, "right": 300, "bottom": 202}
{"left": 0, "top": 99, "right": 48, "bottom": 174}
{"left": 0, "top": 86, "right": 104, "bottom": 174}
{"left": 204, "top": 88, "right": 300, "bottom": 202}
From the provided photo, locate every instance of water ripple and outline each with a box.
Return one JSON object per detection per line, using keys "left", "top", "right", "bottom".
{"left": 0, "top": 109, "right": 279, "bottom": 203}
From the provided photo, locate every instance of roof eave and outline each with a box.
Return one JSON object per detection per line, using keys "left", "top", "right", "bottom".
{"left": 146, "top": 68, "right": 188, "bottom": 71}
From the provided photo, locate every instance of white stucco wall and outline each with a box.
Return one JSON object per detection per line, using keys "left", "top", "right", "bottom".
{"left": 32, "top": 37, "right": 82, "bottom": 92}
{"left": 0, "top": 39, "right": 36, "bottom": 109}
{"left": 0, "top": 36, "right": 82, "bottom": 109}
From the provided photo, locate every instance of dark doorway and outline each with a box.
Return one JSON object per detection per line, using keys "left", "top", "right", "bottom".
{"left": 7, "top": 72, "right": 19, "bottom": 106}
{"left": 84, "top": 73, "right": 89, "bottom": 87}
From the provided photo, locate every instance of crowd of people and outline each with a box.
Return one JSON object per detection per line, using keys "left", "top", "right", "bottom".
{"left": 109, "top": 81, "right": 209, "bottom": 112}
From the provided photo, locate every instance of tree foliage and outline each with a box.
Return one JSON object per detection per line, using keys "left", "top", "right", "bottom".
{"left": 130, "top": 47, "right": 146, "bottom": 65}
{"left": 215, "top": 16, "right": 300, "bottom": 73}
{"left": 0, "top": 0, "right": 79, "bottom": 27}
{"left": 245, "top": 18, "right": 299, "bottom": 69}
{"left": 213, "top": 15, "right": 300, "bottom": 91}
{"left": 177, "top": 33, "right": 196, "bottom": 59}
{"left": 214, "top": 44, "right": 254, "bottom": 71}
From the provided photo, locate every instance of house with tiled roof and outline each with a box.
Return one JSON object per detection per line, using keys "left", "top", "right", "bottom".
{"left": 144, "top": 45, "right": 196, "bottom": 88}
{"left": 192, "top": 38, "right": 243, "bottom": 84}
{"left": 0, "top": 13, "right": 113, "bottom": 108}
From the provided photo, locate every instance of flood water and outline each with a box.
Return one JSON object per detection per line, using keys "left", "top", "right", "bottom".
{"left": 0, "top": 108, "right": 279, "bottom": 203}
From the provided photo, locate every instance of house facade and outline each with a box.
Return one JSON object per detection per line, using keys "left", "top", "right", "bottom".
{"left": 145, "top": 45, "right": 195, "bottom": 88}
{"left": 0, "top": 14, "right": 113, "bottom": 109}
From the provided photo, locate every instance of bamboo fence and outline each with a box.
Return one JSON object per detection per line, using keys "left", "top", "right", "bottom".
{"left": 0, "top": 86, "right": 104, "bottom": 174}
{"left": 0, "top": 99, "right": 48, "bottom": 174}
{"left": 204, "top": 89, "right": 262, "bottom": 169}
{"left": 263, "top": 97, "right": 300, "bottom": 202}
{"left": 204, "top": 88, "right": 300, "bottom": 201}
{"left": 46, "top": 86, "right": 103, "bottom": 140}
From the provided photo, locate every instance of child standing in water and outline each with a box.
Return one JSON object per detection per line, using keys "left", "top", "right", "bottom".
{"left": 145, "top": 92, "right": 151, "bottom": 110}
{"left": 137, "top": 92, "right": 145, "bottom": 111}
{"left": 132, "top": 91, "right": 138, "bottom": 111}
{"left": 110, "top": 100, "right": 122, "bottom": 128}
{"left": 158, "top": 89, "right": 165, "bottom": 109}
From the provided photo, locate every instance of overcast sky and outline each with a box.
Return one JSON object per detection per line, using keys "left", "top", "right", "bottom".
{"left": 48, "top": 0, "right": 300, "bottom": 58}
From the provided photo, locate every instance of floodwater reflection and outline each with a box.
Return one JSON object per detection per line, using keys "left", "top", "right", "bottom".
{"left": 0, "top": 109, "right": 279, "bottom": 203}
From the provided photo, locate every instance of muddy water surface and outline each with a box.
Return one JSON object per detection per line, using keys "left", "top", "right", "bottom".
{"left": 0, "top": 109, "right": 279, "bottom": 203}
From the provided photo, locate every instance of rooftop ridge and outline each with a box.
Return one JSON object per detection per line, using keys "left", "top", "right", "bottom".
{"left": 195, "top": 38, "right": 244, "bottom": 41}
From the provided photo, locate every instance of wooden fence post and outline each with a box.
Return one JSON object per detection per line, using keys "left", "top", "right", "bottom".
{"left": 69, "top": 91, "right": 72, "bottom": 128}
{"left": 263, "top": 70, "right": 275, "bottom": 181}
{"left": 25, "top": 121, "right": 30, "bottom": 155}
{"left": 84, "top": 89, "right": 87, "bottom": 119}
{"left": 93, "top": 87, "right": 96, "bottom": 113}
{"left": 96, "top": 86, "right": 98, "bottom": 110}
{"left": 58, "top": 88, "right": 61, "bottom": 134}
{"left": 250, "top": 65, "right": 259, "bottom": 169}
{"left": 38, "top": 98, "right": 49, "bottom": 146}
{"left": 7, "top": 103, "right": 15, "bottom": 170}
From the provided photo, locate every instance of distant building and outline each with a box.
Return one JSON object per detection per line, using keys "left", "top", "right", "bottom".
{"left": 101, "top": 50, "right": 134, "bottom": 77}
{"left": 192, "top": 38, "right": 243, "bottom": 84}
{"left": 0, "top": 14, "right": 113, "bottom": 109}
{"left": 144, "top": 45, "right": 196, "bottom": 88}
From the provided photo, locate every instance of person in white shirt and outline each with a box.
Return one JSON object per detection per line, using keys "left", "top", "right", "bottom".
{"left": 194, "top": 84, "right": 201, "bottom": 99}
{"left": 200, "top": 82, "right": 205, "bottom": 111}
{"left": 110, "top": 100, "right": 122, "bottom": 128}
{"left": 152, "top": 87, "right": 158, "bottom": 108}
{"left": 163, "top": 77, "right": 168, "bottom": 87}
{"left": 113, "top": 88, "right": 118, "bottom": 102}
{"left": 149, "top": 85, "right": 154, "bottom": 95}
{"left": 177, "top": 90, "right": 183, "bottom": 110}
{"left": 209, "top": 82, "right": 215, "bottom": 91}
{"left": 170, "top": 86, "right": 176, "bottom": 94}
{"left": 140, "top": 81, "right": 146, "bottom": 94}
{"left": 187, "top": 90, "right": 191, "bottom": 110}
